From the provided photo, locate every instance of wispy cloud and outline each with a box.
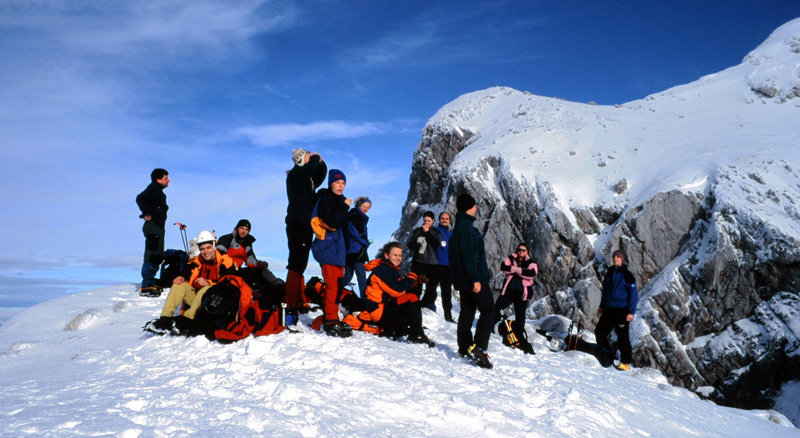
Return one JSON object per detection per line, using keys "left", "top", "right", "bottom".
{"left": 237, "top": 121, "right": 395, "bottom": 147}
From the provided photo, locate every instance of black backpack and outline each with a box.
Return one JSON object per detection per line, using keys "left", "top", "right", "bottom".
{"left": 156, "top": 249, "right": 190, "bottom": 288}
{"left": 199, "top": 279, "right": 241, "bottom": 329}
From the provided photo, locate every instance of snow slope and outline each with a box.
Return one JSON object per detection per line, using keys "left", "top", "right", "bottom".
{"left": 0, "top": 285, "right": 796, "bottom": 436}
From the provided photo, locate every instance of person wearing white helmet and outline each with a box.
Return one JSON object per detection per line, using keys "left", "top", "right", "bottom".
{"left": 146, "top": 230, "right": 236, "bottom": 334}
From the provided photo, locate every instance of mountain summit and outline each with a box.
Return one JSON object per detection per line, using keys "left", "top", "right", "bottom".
{"left": 394, "top": 17, "right": 800, "bottom": 418}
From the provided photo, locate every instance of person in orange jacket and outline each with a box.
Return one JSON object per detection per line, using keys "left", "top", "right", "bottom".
{"left": 148, "top": 230, "right": 236, "bottom": 332}
{"left": 362, "top": 242, "right": 434, "bottom": 346}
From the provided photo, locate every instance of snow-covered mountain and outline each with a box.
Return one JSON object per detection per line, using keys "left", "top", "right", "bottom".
{"left": 0, "top": 285, "right": 797, "bottom": 435}
{"left": 393, "top": 18, "right": 800, "bottom": 416}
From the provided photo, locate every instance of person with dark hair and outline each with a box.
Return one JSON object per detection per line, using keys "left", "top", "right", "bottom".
{"left": 407, "top": 210, "right": 441, "bottom": 311}
{"left": 285, "top": 148, "right": 327, "bottom": 307}
{"left": 311, "top": 168, "right": 353, "bottom": 337}
{"left": 361, "top": 242, "right": 434, "bottom": 346}
{"left": 136, "top": 168, "right": 169, "bottom": 297}
{"left": 428, "top": 212, "right": 454, "bottom": 321}
{"left": 216, "top": 219, "right": 284, "bottom": 296}
{"left": 494, "top": 243, "right": 538, "bottom": 354}
{"left": 343, "top": 196, "right": 372, "bottom": 296}
{"left": 449, "top": 194, "right": 494, "bottom": 369}
{"left": 596, "top": 249, "right": 639, "bottom": 370}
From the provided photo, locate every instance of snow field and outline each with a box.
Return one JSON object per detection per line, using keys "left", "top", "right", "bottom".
{"left": 0, "top": 285, "right": 796, "bottom": 436}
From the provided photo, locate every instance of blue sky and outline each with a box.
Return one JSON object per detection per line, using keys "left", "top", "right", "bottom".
{"left": 1, "top": 0, "right": 799, "bottom": 313}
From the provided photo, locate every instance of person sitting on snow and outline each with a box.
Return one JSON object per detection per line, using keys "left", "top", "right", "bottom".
{"left": 361, "top": 242, "right": 434, "bottom": 346}
{"left": 145, "top": 230, "right": 235, "bottom": 334}
{"left": 216, "top": 219, "right": 284, "bottom": 298}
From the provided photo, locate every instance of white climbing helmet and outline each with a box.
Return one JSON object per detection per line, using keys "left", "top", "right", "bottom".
{"left": 196, "top": 230, "right": 216, "bottom": 246}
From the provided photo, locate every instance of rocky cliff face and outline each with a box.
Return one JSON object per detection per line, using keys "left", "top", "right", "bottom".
{"left": 393, "top": 19, "right": 800, "bottom": 414}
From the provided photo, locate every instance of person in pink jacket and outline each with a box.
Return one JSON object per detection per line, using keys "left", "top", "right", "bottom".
{"left": 494, "top": 243, "right": 538, "bottom": 354}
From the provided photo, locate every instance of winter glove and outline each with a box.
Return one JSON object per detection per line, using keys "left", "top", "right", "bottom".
{"left": 417, "top": 274, "right": 429, "bottom": 284}
{"left": 416, "top": 236, "right": 427, "bottom": 254}
{"left": 397, "top": 293, "right": 419, "bottom": 305}
{"left": 257, "top": 260, "right": 270, "bottom": 269}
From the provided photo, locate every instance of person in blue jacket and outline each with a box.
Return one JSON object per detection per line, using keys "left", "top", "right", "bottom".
{"left": 427, "top": 212, "right": 454, "bottom": 321}
{"left": 595, "top": 249, "right": 639, "bottom": 370}
{"left": 343, "top": 197, "right": 372, "bottom": 296}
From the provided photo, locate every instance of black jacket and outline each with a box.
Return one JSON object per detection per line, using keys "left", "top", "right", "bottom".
{"left": 408, "top": 226, "right": 442, "bottom": 266}
{"left": 285, "top": 154, "right": 327, "bottom": 225}
{"left": 448, "top": 212, "right": 490, "bottom": 290}
{"left": 136, "top": 182, "right": 168, "bottom": 229}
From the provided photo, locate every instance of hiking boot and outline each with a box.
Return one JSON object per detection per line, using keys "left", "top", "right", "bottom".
{"left": 143, "top": 316, "right": 175, "bottom": 335}
{"left": 518, "top": 339, "right": 536, "bottom": 355}
{"left": 615, "top": 363, "right": 630, "bottom": 371}
{"left": 462, "top": 344, "right": 493, "bottom": 369}
{"left": 406, "top": 332, "right": 435, "bottom": 348}
{"left": 323, "top": 321, "right": 353, "bottom": 338}
{"left": 139, "top": 286, "right": 162, "bottom": 297}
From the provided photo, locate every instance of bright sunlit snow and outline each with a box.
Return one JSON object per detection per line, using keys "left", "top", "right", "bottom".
{"left": 0, "top": 285, "right": 795, "bottom": 436}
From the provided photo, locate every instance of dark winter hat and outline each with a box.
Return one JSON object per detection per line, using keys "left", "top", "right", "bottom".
{"left": 236, "top": 219, "right": 251, "bottom": 230}
{"left": 612, "top": 249, "right": 626, "bottom": 261}
{"left": 328, "top": 168, "right": 346, "bottom": 186}
{"left": 456, "top": 194, "right": 476, "bottom": 212}
{"left": 292, "top": 148, "right": 308, "bottom": 166}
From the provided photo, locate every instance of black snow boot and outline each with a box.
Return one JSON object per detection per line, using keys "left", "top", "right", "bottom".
{"left": 143, "top": 316, "right": 175, "bottom": 335}
{"left": 324, "top": 321, "right": 353, "bottom": 338}
{"left": 462, "top": 344, "right": 493, "bottom": 369}
{"left": 406, "top": 331, "right": 435, "bottom": 348}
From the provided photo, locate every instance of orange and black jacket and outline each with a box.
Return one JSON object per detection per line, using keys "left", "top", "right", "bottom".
{"left": 188, "top": 250, "right": 236, "bottom": 289}
{"left": 362, "top": 257, "right": 421, "bottom": 321}
{"left": 216, "top": 232, "right": 257, "bottom": 268}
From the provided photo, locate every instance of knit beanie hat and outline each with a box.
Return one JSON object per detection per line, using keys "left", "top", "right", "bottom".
{"left": 292, "top": 148, "right": 308, "bottom": 166}
{"left": 236, "top": 219, "right": 251, "bottom": 230}
{"left": 456, "top": 194, "right": 476, "bottom": 212}
{"left": 355, "top": 197, "right": 372, "bottom": 208}
{"left": 328, "top": 168, "right": 346, "bottom": 186}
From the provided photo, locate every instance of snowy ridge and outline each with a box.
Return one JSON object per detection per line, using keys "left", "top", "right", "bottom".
{"left": 0, "top": 285, "right": 796, "bottom": 436}
{"left": 393, "top": 17, "right": 800, "bottom": 421}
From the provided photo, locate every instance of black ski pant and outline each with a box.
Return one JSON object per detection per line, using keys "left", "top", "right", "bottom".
{"left": 411, "top": 262, "right": 439, "bottom": 308}
{"left": 456, "top": 282, "right": 494, "bottom": 354}
{"left": 380, "top": 299, "right": 423, "bottom": 338}
{"left": 141, "top": 221, "right": 165, "bottom": 288}
{"left": 286, "top": 222, "right": 313, "bottom": 274}
{"left": 595, "top": 307, "right": 633, "bottom": 364}
{"left": 493, "top": 285, "right": 529, "bottom": 337}
{"left": 428, "top": 265, "right": 453, "bottom": 318}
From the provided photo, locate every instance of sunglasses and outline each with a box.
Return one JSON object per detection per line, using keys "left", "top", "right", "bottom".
{"left": 516, "top": 248, "right": 527, "bottom": 253}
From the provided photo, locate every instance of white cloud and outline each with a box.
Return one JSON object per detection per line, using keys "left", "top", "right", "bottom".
{"left": 237, "top": 121, "right": 394, "bottom": 147}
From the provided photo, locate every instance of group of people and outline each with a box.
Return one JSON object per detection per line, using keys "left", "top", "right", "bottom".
{"left": 136, "top": 149, "right": 640, "bottom": 370}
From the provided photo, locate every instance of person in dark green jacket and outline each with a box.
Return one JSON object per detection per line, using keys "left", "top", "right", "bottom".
{"left": 448, "top": 194, "right": 494, "bottom": 369}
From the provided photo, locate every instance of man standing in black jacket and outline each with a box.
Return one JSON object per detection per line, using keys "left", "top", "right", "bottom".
{"left": 136, "top": 168, "right": 169, "bottom": 297}
{"left": 285, "top": 148, "right": 327, "bottom": 306}
{"left": 449, "top": 194, "right": 494, "bottom": 369}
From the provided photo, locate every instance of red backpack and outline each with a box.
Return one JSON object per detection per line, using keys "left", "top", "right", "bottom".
{"left": 205, "top": 275, "right": 285, "bottom": 342}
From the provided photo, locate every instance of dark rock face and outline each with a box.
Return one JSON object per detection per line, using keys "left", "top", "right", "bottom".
{"left": 394, "top": 123, "right": 800, "bottom": 411}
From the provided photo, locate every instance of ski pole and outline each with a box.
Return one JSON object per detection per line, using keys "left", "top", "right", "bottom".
{"left": 174, "top": 222, "right": 189, "bottom": 253}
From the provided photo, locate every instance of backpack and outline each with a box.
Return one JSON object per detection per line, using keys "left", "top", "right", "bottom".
{"left": 200, "top": 275, "right": 285, "bottom": 343}
{"left": 156, "top": 249, "right": 190, "bottom": 288}
{"left": 200, "top": 278, "right": 241, "bottom": 330}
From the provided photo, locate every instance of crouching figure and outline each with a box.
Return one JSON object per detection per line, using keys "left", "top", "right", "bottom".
{"left": 361, "top": 242, "right": 434, "bottom": 347}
